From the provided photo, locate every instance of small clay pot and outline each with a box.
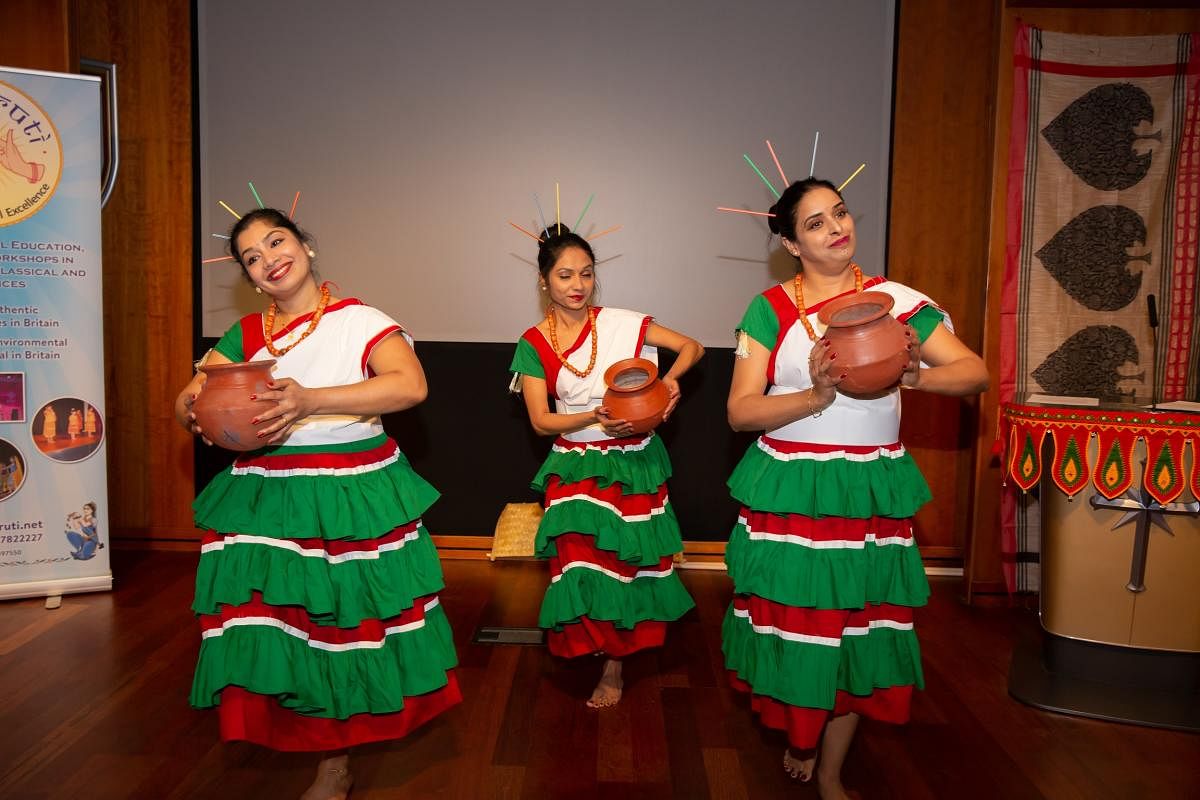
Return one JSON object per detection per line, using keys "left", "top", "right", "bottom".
{"left": 817, "top": 291, "right": 908, "bottom": 396}
{"left": 602, "top": 358, "right": 670, "bottom": 435}
{"left": 193, "top": 360, "right": 277, "bottom": 451}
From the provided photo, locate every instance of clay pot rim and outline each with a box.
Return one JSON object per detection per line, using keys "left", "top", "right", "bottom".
{"left": 817, "top": 290, "right": 895, "bottom": 328}
{"left": 198, "top": 359, "right": 277, "bottom": 375}
{"left": 603, "top": 357, "right": 659, "bottom": 393}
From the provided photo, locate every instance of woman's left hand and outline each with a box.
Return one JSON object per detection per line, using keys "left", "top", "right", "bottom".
{"left": 251, "top": 377, "right": 315, "bottom": 444}
{"left": 661, "top": 377, "right": 681, "bottom": 421}
{"left": 900, "top": 326, "right": 922, "bottom": 389}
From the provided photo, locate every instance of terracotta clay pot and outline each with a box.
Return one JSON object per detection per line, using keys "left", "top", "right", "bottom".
{"left": 817, "top": 291, "right": 908, "bottom": 396}
{"left": 193, "top": 360, "right": 277, "bottom": 451}
{"left": 602, "top": 358, "right": 670, "bottom": 435}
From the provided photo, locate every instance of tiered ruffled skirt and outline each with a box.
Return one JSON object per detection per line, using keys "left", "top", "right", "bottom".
{"left": 532, "top": 433, "right": 694, "bottom": 657}
{"left": 721, "top": 437, "right": 930, "bottom": 749}
{"left": 189, "top": 434, "right": 461, "bottom": 751}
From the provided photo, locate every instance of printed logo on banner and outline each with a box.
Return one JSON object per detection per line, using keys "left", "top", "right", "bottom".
{"left": 0, "top": 80, "right": 62, "bottom": 227}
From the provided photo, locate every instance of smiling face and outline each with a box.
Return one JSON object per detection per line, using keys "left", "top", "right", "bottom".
{"left": 235, "top": 219, "right": 313, "bottom": 297}
{"left": 543, "top": 245, "right": 595, "bottom": 312}
{"left": 781, "top": 186, "right": 856, "bottom": 268}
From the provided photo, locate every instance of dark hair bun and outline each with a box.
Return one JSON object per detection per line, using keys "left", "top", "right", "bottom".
{"left": 766, "top": 202, "right": 782, "bottom": 235}
{"left": 539, "top": 224, "right": 574, "bottom": 244}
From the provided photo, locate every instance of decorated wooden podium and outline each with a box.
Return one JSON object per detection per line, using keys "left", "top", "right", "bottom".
{"left": 1001, "top": 399, "right": 1200, "bottom": 729}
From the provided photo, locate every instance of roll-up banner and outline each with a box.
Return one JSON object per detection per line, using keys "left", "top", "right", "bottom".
{"left": 0, "top": 66, "right": 111, "bottom": 600}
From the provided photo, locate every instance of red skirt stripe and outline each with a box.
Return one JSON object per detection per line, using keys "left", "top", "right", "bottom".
{"left": 758, "top": 437, "right": 904, "bottom": 455}
{"left": 217, "top": 674, "right": 462, "bottom": 751}
{"left": 728, "top": 672, "right": 913, "bottom": 749}
{"left": 233, "top": 438, "right": 398, "bottom": 470}
{"left": 551, "top": 432, "right": 653, "bottom": 452}
{"left": 547, "top": 617, "right": 667, "bottom": 658}
{"left": 738, "top": 508, "right": 914, "bottom": 543}
{"left": 199, "top": 591, "right": 437, "bottom": 644}
{"left": 544, "top": 476, "right": 669, "bottom": 514}
{"left": 200, "top": 521, "right": 421, "bottom": 555}
{"left": 732, "top": 595, "right": 914, "bottom": 639}
{"left": 547, "top": 533, "right": 674, "bottom": 580}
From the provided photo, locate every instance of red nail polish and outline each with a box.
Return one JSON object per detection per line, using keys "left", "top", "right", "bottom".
{"left": 249, "top": 394, "right": 257, "bottom": 401}
{"left": 830, "top": 353, "right": 837, "bottom": 360}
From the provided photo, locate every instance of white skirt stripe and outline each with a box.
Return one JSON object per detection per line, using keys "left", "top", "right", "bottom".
{"left": 200, "top": 598, "right": 441, "bottom": 652}
{"left": 199, "top": 528, "right": 421, "bottom": 563}
{"left": 551, "top": 437, "right": 652, "bottom": 456}
{"left": 756, "top": 440, "right": 906, "bottom": 463}
{"left": 230, "top": 448, "right": 400, "bottom": 478}
{"left": 545, "top": 493, "right": 669, "bottom": 523}
{"left": 738, "top": 515, "right": 914, "bottom": 550}
{"left": 731, "top": 606, "right": 841, "bottom": 647}
{"left": 842, "top": 619, "right": 915, "bottom": 636}
{"left": 549, "top": 560, "right": 674, "bottom": 584}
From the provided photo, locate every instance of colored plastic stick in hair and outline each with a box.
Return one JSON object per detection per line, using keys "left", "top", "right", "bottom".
{"left": 218, "top": 200, "right": 242, "bottom": 220}
{"left": 202, "top": 256, "right": 236, "bottom": 263}
{"left": 837, "top": 163, "right": 866, "bottom": 192}
{"left": 574, "top": 193, "right": 595, "bottom": 231}
{"left": 809, "top": 131, "right": 820, "bottom": 176}
{"left": 289, "top": 191, "right": 301, "bottom": 219}
{"left": 532, "top": 193, "right": 550, "bottom": 238}
{"left": 766, "top": 140, "right": 788, "bottom": 185}
{"left": 211, "top": 233, "right": 231, "bottom": 239}
{"left": 248, "top": 181, "right": 265, "bottom": 209}
{"left": 508, "top": 221, "right": 544, "bottom": 242}
{"left": 587, "top": 224, "right": 621, "bottom": 241}
{"left": 555, "top": 183, "right": 561, "bottom": 235}
{"left": 743, "top": 153, "right": 780, "bottom": 199}
{"left": 717, "top": 207, "right": 776, "bottom": 217}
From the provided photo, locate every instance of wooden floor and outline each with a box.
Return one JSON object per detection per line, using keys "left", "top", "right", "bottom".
{"left": 0, "top": 553, "right": 1197, "bottom": 799}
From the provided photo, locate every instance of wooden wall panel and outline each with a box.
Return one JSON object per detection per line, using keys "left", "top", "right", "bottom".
{"left": 889, "top": 0, "right": 1002, "bottom": 563}
{"left": 968, "top": 4, "right": 1200, "bottom": 596}
{"left": 0, "top": 1, "right": 72, "bottom": 74}
{"left": 72, "top": 0, "right": 195, "bottom": 540}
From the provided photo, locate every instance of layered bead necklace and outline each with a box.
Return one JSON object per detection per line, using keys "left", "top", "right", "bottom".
{"left": 793, "top": 262, "right": 864, "bottom": 342}
{"left": 545, "top": 304, "right": 598, "bottom": 378}
{"left": 263, "top": 282, "right": 331, "bottom": 357}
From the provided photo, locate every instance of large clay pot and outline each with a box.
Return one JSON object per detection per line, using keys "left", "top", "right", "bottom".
{"left": 602, "top": 357, "right": 670, "bottom": 435}
{"left": 193, "top": 360, "right": 277, "bottom": 451}
{"left": 817, "top": 291, "right": 908, "bottom": 396}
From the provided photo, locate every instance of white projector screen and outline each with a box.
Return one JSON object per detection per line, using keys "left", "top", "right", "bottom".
{"left": 198, "top": 0, "right": 896, "bottom": 345}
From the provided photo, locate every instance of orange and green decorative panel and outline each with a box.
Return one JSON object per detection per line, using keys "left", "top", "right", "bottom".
{"left": 1092, "top": 428, "right": 1136, "bottom": 500}
{"left": 1050, "top": 427, "right": 1090, "bottom": 497}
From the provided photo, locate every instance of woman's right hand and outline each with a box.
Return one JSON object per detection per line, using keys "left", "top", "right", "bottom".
{"left": 594, "top": 406, "right": 635, "bottom": 438}
{"left": 183, "top": 392, "right": 213, "bottom": 446}
{"left": 807, "top": 338, "right": 843, "bottom": 410}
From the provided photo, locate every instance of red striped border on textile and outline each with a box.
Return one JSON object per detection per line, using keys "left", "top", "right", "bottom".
{"left": 550, "top": 432, "right": 653, "bottom": 452}
{"left": 200, "top": 521, "right": 421, "bottom": 556}
{"left": 360, "top": 324, "right": 403, "bottom": 377}
{"left": 546, "top": 533, "right": 674, "bottom": 581}
{"left": 1166, "top": 43, "right": 1200, "bottom": 400}
{"left": 545, "top": 476, "right": 668, "bottom": 516}
{"left": 731, "top": 595, "right": 914, "bottom": 645}
{"left": 522, "top": 308, "right": 603, "bottom": 398}
{"left": 737, "top": 507, "right": 914, "bottom": 545}
{"left": 758, "top": 437, "right": 904, "bottom": 456}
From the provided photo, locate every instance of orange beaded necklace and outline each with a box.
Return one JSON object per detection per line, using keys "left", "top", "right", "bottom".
{"left": 263, "top": 282, "right": 331, "bottom": 357}
{"left": 793, "top": 263, "right": 863, "bottom": 342}
{"left": 546, "top": 304, "right": 598, "bottom": 378}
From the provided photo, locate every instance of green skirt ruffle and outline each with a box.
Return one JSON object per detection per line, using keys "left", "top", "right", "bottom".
{"left": 721, "top": 604, "right": 924, "bottom": 709}
{"left": 727, "top": 441, "right": 931, "bottom": 519}
{"left": 539, "top": 567, "right": 695, "bottom": 631}
{"left": 193, "top": 525, "right": 446, "bottom": 628}
{"left": 190, "top": 602, "right": 458, "bottom": 719}
{"left": 532, "top": 434, "right": 672, "bottom": 495}
{"left": 194, "top": 444, "right": 439, "bottom": 541}
{"left": 536, "top": 500, "right": 684, "bottom": 567}
{"left": 724, "top": 522, "right": 930, "bottom": 610}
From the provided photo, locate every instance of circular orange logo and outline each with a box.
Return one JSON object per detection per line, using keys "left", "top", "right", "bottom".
{"left": 0, "top": 81, "right": 63, "bottom": 227}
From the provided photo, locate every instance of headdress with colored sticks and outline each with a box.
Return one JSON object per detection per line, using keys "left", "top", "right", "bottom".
{"left": 717, "top": 135, "right": 866, "bottom": 229}
{"left": 508, "top": 182, "right": 621, "bottom": 246}
{"left": 202, "top": 181, "right": 303, "bottom": 265}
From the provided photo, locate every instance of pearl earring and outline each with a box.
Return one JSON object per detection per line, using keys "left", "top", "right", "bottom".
{"left": 255, "top": 286, "right": 262, "bottom": 294}
{"left": 539, "top": 284, "right": 547, "bottom": 291}
{"left": 307, "top": 249, "right": 316, "bottom": 257}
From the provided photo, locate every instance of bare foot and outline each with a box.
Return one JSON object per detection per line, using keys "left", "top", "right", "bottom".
{"left": 300, "top": 755, "right": 353, "bottom": 800}
{"left": 586, "top": 658, "right": 623, "bottom": 708}
{"left": 783, "top": 747, "right": 816, "bottom": 782}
